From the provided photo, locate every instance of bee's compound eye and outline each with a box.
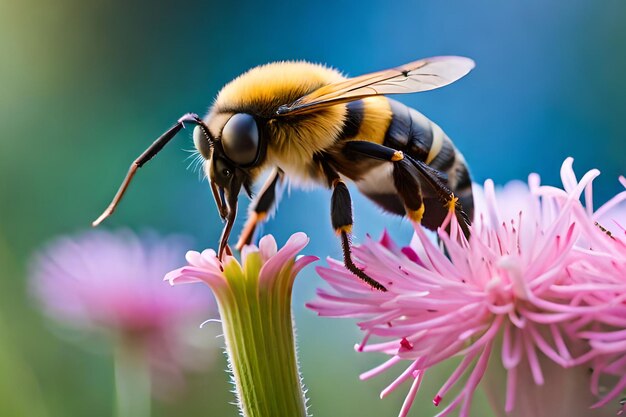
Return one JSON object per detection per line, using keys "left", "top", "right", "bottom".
{"left": 193, "top": 125, "right": 211, "bottom": 159}
{"left": 221, "top": 113, "right": 259, "bottom": 165}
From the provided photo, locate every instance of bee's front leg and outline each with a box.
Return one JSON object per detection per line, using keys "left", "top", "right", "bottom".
{"left": 235, "top": 168, "right": 284, "bottom": 250}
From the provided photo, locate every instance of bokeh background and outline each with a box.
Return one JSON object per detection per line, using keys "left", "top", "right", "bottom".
{"left": 1, "top": 0, "right": 626, "bottom": 416}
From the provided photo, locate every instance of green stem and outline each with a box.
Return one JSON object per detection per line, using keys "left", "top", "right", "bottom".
{"left": 218, "top": 254, "right": 308, "bottom": 417}
{"left": 114, "top": 337, "right": 151, "bottom": 417}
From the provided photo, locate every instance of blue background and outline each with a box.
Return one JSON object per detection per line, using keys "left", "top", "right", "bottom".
{"left": 1, "top": 1, "right": 625, "bottom": 416}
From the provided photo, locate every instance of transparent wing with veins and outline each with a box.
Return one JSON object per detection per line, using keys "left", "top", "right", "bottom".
{"left": 276, "top": 56, "right": 475, "bottom": 116}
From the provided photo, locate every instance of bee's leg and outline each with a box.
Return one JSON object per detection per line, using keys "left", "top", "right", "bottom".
{"left": 393, "top": 158, "right": 427, "bottom": 223}
{"left": 343, "top": 141, "right": 470, "bottom": 237}
{"left": 342, "top": 141, "right": 424, "bottom": 222}
{"left": 319, "top": 158, "right": 387, "bottom": 292}
{"left": 333, "top": 179, "right": 388, "bottom": 292}
{"left": 405, "top": 155, "right": 471, "bottom": 238}
{"left": 235, "top": 168, "right": 284, "bottom": 250}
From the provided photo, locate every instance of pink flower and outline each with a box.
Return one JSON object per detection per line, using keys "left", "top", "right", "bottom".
{"left": 308, "top": 158, "right": 626, "bottom": 417}
{"left": 165, "top": 232, "right": 317, "bottom": 297}
{"left": 544, "top": 162, "right": 626, "bottom": 411}
{"left": 30, "top": 229, "right": 216, "bottom": 395}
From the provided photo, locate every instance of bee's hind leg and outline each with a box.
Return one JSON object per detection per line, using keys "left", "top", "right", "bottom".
{"left": 342, "top": 141, "right": 425, "bottom": 223}
{"left": 405, "top": 156, "right": 471, "bottom": 238}
{"left": 318, "top": 156, "right": 387, "bottom": 292}
{"left": 235, "top": 168, "right": 284, "bottom": 250}
{"left": 343, "top": 141, "right": 471, "bottom": 238}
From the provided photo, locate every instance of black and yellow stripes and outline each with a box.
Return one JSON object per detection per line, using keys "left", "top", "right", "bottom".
{"left": 380, "top": 98, "right": 470, "bottom": 196}
{"left": 428, "top": 134, "right": 456, "bottom": 172}
{"left": 336, "top": 97, "right": 474, "bottom": 235}
{"left": 341, "top": 101, "right": 366, "bottom": 138}
{"left": 339, "top": 97, "right": 392, "bottom": 145}
{"left": 338, "top": 97, "right": 463, "bottom": 193}
{"left": 384, "top": 99, "right": 432, "bottom": 160}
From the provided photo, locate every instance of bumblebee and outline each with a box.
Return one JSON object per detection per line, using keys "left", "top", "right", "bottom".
{"left": 93, "top": 56, "right": 475, "bottom": 291}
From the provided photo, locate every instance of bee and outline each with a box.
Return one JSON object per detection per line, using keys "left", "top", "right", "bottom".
{"left": 93, "top": 56, "right": 475, "bottom": 292}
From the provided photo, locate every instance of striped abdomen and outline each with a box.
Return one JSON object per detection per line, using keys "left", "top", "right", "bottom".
{"left": 337, "top": 98, "right": 473, "bottom": 230}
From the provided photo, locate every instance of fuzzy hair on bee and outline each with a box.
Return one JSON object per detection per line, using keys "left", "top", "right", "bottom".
{"left": 209, "top": 62, "right": 348, "bottom": 186}
{"left": 93, "top": 56, "right": 476, "bottom": 291}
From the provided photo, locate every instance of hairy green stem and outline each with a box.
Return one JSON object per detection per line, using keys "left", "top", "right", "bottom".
{"left": 217, "top": 254, "right": 308, "bottom": 417}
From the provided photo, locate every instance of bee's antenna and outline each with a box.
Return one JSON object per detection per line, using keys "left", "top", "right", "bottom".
{"left": 92, "top": 113, "right": 212, "bottom": 227}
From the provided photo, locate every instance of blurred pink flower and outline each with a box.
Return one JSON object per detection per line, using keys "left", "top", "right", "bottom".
{"left": 308, "top": 158, "right": 626, "bottom": 417}
{"left": 30, "top": 229, "right": 217, "bottom": 395}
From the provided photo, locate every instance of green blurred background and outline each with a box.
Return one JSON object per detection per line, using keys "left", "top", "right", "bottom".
{"left": 1, "top": 0, "right": 625, "bottom": 416}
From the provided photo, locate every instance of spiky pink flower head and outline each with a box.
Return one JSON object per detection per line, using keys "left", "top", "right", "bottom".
{"left": 30, "top": 229, "right": 217, "bottom": 394}
{"left": 308, "top": 158, "right": 626, "bottom": 417}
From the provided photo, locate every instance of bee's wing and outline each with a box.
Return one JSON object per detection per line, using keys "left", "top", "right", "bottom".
{"left": 276, "top": 56, "right": 474, "bottom": 116}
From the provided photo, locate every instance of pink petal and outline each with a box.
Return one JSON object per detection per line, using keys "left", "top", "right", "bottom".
{"left": 259, "top": 232, "right": 309, "bottom": 286}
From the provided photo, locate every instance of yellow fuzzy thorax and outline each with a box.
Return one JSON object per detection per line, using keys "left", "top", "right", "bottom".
{"left": 214, "top": 61, "right": 345, "bottom": 110}
{"left": 210, "top": 62, "right": 349, "bottom": 183}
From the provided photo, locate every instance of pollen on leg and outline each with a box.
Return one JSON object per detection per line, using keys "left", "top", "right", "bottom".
{"left": 391, "top": 151, "right": 404, "bottom": 161}
{"left": 447, "top": 195, "right": 459, "bottom": 212}
{"left": 335, "top": 225, "right": 353, "bottom": 235}
{"left": 407, "top": 204, "right": 425, "bottom": 223}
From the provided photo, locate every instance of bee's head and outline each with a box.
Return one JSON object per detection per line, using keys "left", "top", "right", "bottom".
{"left": 93, "top": 111, "right": 261, "bottom": 258}
{"left": 194, "top": 113, "right": 262, "bottom": 256}
{"left": 194, "top": 113, "right": 260, "bottom": 164}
